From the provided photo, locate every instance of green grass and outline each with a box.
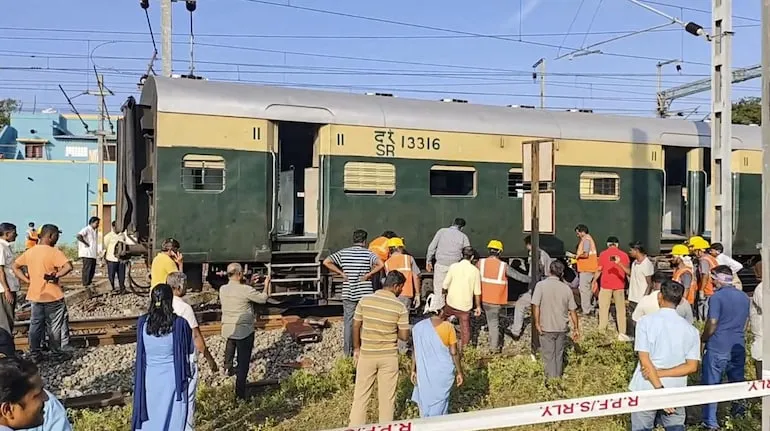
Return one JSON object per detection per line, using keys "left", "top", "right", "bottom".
{"left": 69, "top": 328, "right": 763, "bottom": 431}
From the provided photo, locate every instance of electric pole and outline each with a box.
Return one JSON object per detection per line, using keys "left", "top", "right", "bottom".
{"left": 760, "top": 1, "right": 770, "bottom": 429}
{"left": 533, "top": 58, "right": 545, "bottom": 109}
{"left": 96, "top": 74, "right": 106, "bottom": 238}
{"left": 711, "top": 0, "right": 734, "bottom": 255}
{"left": 161, "top": 0, "right": 173, "bottom": 76}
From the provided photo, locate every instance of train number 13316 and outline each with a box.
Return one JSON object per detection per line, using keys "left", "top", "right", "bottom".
{"left": 401, "top": 136, "right": 441, "bottom": 150}
{"left": 373, "top": 130, "right": 441, "bottom": 157}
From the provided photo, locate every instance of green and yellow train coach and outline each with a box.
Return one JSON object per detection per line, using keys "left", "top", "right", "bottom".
{"left": 116, "top": 76, "right": 762, "bottom": 300}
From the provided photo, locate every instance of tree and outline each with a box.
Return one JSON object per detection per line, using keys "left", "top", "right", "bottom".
{"left": 0, "top": 98, "right": 19, "bottom": 128}
{"left": 732, "top": 97, "right": 761, "bottom": 125}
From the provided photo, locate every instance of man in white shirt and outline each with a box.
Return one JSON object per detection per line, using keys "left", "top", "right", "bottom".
{"left": 709, "top": 243, "right": 744, "bottom": 290}
{"left": 0, "top": 223, "right": 20, "bottom": 357}
{"left": 615, "top": 242, "right": 654, "bottom": 335}
{"left": 75, "top": 217, "right": 100, "bottom": 287}
{"left": 633, "top": 272, "right": 694, "bottom": 324}
{"left": 102, "top": 222, "right": 126, "bottom": 293}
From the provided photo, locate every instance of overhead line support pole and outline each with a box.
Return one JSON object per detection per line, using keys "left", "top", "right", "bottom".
{"left": 711, "top": 0, "right": 733, "bottom": 255}
{"left": 161, "top": 0, "right": 173, "bottom": 77}
{"left": 760, "top": 0, "right": 770, "bottom": 429}
{"left": 532, "top": 58, "right": 545, "bottom": 109}
{"left": 97, "top": 74, "right": 105, "bottom": 238}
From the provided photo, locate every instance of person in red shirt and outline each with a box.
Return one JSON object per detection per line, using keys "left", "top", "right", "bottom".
{"left": 593, "top": 236, "right": 631, "bottom": 341}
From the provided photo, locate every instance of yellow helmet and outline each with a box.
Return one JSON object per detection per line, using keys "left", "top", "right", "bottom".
{"left": 670, "top": 244, "right": 690, "bottom": 256}
{"left": 386, "top": 237, "right": 405, "bottom": 248}
{"left": 686, "top": 236, "right": 704, "bottom": 247}
{"left": 687, "top": 236, "right": 710, "bottom": 251}
{"left": 487, "top": 240, "right": 503, "bottom": 251}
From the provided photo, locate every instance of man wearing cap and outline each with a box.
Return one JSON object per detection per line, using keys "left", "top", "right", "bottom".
{"left": 476, "top": 240, "right": 522, "bottom": 352}
{"left": 384, "top": 237, "right": 420, "bottom": 353}
{"left": 593, "top": 236, "right": 630, "bottom": 340}
{"left": 700, "top": 265, "right": 750, "bottom": 430}
{"left": 671, "top": 244, "right": 698, "bottom": 313}
{"left": 13, "top": 224, "right": 73, "bottom": 361}
{"left": 688, "top": 236, "right": 718, "bottom": 320}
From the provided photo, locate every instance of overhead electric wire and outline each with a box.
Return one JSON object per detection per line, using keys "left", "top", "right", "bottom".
{"left": 0, "top": 24, "right": 759, "bottom": 40}
{"left": 0, "top": 47, "right": 716, "bottom": 81}
{"left": 238, "top": 0, "right": 712, "bottom": 65}
{"left": 639, "top": 0, "right": 760, "bottom": 23}
{"left": 557, "top": 0, "right": 587, "bottom": 57}
{"left": 580, "top": 0, "right": 605, "bottom": 48}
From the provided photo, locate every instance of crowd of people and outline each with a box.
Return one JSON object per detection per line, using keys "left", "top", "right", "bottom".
{"left": 0, "top": 214, "right": 764, "bottom": 430}
{"left": 327, "top": 220, "right": 761, "bottom": 431}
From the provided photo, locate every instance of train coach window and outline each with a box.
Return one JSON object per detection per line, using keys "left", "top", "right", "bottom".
{"left": 343, "top": 162, "right": 396, "bottom": 195}
{"left": 579, "top": 171, "right": 620, "bottom": 200}
{"left": 508, "top": 168, "right": 548, "bottom": 198}
{"left": 181, "top": 154, "right": 226, "bottom": 192}
{"left": 430, "top": 165, "right": 476, "bottom": 197}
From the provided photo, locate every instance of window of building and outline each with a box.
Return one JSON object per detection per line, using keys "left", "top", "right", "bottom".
{"left": 430, "top": 165, "right": 476, "bottom": 197}
{"left": 105, "top": 143, "right": 117, "bottom": 161}
{"left": 24, "top": 144, "right": 44, "bottom": 159}
{"left": 508, "top": 168, "right": 548, "bottom": 198}
{"left": 343, "top": 162, "right": 396, "bottom": 195}
{"left": 579, "top": 171, "right": 620, "bottom": 200}
{"left": 181, "top": 154, "right": 226, "bottom": 192}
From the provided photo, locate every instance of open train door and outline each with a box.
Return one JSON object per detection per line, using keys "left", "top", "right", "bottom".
{"left": 522, "top": 140, "right": 555, "bottom": 234}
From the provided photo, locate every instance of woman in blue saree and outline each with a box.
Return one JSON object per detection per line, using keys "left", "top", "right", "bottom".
{"left": 410, "top": 304, "right": 464, "bottom": 418}
{"left": 131, "top": 283, "right": 196, "bottom": 431}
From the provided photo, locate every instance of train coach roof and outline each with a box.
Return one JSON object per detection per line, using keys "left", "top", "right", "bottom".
{"left": 143, "top": 76, "right": 760, "bottom": 150}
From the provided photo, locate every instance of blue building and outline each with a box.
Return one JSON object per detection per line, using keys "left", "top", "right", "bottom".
{"left": 0, "top": 112, "right": 117, "bottom": 250}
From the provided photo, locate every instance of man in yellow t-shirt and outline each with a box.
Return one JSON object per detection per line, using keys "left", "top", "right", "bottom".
{"left": 150, "top": 238, "right": 182, "bottom": 288}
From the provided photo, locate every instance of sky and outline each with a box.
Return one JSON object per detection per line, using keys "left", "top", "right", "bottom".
{"left": 1, "top": 0, "right": 763, "bottom": 119}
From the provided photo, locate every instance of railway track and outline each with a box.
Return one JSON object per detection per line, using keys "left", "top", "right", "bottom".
{"left": 13, "top": 307, "right": 343, "bottom": 351}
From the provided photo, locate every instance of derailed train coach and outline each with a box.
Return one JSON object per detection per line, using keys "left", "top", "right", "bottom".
{"left": 115, "top": 75, "right": 762, "bottom": 303}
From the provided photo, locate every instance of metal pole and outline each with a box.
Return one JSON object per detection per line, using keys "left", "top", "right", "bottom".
{"left": 711, "top": 0, "right": 733, "bottom": 255}
{"left": 532, "top": 58, "right": 545, "bottom": 109}
{"left": 539, "top": 60, "right": 545, "bottom": 109}
{"left": 760, "top": 1, "right": 770, "bottom": 429}
{"left": 530, "top": 142, "right": 541, "bottom": 355}
{"left": 161, "top": 0, "right": 173, "bottom": 77}
{"left": 96, "top": 74, "right": 105, "bottom": 238}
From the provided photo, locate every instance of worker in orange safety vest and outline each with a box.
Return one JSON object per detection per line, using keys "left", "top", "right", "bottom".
{"left": 384, "top": 237, "right": 421, "bottom": 353}
{"left": 476, "top": 240, "right": 519, "bottom": 353}
{"left": 687, "top": 236, "right": 719, "bottom": 320}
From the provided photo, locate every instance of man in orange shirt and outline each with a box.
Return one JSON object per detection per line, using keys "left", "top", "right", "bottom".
{"left": 13, "top": 224, "right": 73, "bottom": 361}
{"left": 369, "top": 231, "right": 397, "bottom": 291}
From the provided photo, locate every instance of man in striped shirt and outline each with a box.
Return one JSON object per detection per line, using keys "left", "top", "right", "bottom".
{"left": 348, "top": 271, "right": 410, "bottom": 427}
{"left": 323, "top": 229, "right": 384, "bottom": 356}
